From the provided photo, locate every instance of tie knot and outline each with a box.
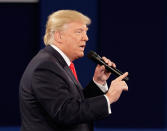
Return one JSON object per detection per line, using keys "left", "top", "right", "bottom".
{"left": 69, "top": 62, "right": 74, "bottom": 68}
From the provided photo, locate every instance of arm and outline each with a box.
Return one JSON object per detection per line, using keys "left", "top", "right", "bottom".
{"left": 83, "top": 80, "right": 105, "bottom": 98}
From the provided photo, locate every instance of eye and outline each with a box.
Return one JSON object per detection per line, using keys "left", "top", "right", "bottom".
{"left": 75, "top": 30, "right": 82, "bottom": 33}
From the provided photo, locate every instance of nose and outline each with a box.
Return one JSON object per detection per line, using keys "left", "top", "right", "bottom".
{"left": 83, "top": 33, "right": 89, "bottom": 41}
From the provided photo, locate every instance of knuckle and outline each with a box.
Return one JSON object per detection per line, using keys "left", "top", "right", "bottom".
{"left": 102, "top": 56, "right": 106, "bottom": 60}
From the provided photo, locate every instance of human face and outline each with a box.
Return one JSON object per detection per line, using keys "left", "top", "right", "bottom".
{"left": 60, "top": 22, "right": 89, "bottom": 61}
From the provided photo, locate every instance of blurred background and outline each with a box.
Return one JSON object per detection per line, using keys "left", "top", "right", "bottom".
{"left": 0, "top": 0, "right": 166, "bottom": 131}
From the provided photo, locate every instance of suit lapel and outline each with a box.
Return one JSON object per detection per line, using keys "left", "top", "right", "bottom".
{"left": 44, "top": 45, "right": 84, "bottom": 98}
{"left": 44, "top": 45, "right": 67, "bottom": 68}
{"left": 64, "top": 66, "right": 84, "bottom": 99}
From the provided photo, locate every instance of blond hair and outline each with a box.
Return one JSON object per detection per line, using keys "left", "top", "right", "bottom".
{"left": 43, "top": 10, "right": 91, "bottom": 45}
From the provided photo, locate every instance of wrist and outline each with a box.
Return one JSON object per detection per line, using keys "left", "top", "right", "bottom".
{"left": 93, "top": 77, "right": 106, "bottom": 85}
{"left": 106, "top": 93, "right": 114, "bottom": 104}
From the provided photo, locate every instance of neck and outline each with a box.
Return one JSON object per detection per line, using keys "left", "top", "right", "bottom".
{"left": 52, "top": 43, "right": 75, "bottom": 62}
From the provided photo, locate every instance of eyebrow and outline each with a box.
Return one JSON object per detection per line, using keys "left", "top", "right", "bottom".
{"left": 75, "top": 28, "right": 88, "bottom": 31}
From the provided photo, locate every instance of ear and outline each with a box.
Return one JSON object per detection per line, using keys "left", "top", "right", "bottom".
{"left": 54, "top": 31, "right": 63, "bottom": 43}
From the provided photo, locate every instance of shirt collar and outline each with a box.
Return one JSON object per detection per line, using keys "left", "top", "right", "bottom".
{"left": 50, "top": 44, "right": 71, "bottom": 66}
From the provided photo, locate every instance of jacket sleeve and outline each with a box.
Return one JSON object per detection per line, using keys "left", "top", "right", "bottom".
{"left": 31, "top": 62, "right": 109, "bottom": 126}
{"left": 83, "top": 80, "right": 106, "bottom": 98}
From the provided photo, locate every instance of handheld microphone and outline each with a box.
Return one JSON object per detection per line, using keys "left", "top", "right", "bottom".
{"left": 87, "top": 51, "right": 129, "bottom": 81}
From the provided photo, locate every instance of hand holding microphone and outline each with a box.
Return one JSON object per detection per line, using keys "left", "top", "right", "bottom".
{"left": 87, "top": 51, "right": 129, "bottom": 81}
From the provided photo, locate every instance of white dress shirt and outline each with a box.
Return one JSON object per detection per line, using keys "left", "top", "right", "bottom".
{"left": 50, "top": 44, "right": 111, "bottom": 114}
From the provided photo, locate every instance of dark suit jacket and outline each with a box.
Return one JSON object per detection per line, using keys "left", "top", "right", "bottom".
{"left": 19, "top": 45, "right": 109, "bottom": 131}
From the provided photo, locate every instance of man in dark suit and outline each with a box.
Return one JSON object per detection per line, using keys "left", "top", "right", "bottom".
{"left": 19, "top": 10, "right": 128, "bottom": 131}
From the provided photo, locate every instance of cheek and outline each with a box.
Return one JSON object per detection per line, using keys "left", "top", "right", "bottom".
{"left": 64, "top": 35, "right": 81, "bottom": 49}
{"left": 71, "top": 34, "right": 82, "bottom": 42}
{"left": 71, "top": 39, "right": 80, "bottom": 48}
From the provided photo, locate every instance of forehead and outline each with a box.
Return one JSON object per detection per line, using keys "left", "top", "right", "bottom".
{"left": 64, "top": 22, "right": 88, "bottom": 31}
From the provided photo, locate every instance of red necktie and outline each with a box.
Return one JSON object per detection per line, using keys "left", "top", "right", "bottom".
{"left": 69, "top": 62, "right": 78, "bottom": 81}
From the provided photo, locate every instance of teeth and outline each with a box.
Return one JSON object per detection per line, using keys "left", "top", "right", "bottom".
{"left": 80, "top": 46, "right": 84, "bottom": 49}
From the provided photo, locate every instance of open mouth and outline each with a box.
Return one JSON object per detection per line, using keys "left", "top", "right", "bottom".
{"left": 80, "top": 45, "right": 85, "bottom": 50}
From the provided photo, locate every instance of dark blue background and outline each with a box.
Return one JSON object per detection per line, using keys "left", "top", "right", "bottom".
{"left": 0, "top": 3, "right": 39, "bottom": 125}
{"left": 0, "top": 0, "right": 166, "bottom": 130}
{"left": 96, "top": 0, "right": 165, "bottom": 128}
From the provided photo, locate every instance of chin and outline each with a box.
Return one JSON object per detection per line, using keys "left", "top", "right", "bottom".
{"left": 80, "top": 51, "right": 84, "bottom": 57}
{"left": 77, "top": 52, "right": 84, "bottom": 59}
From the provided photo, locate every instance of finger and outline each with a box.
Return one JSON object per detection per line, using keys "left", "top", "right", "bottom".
{"left": 122, "top": 81, "right": 128, "bottom": 91}
{"left": 123, "top": 85, "right": 128, "bottom": 91}
{"left": 101, "top": 65, "right": 105, "bottom": 70}
{"left": 111, "top": 62, "right": 116, "bottom": 68}
{"left": 102, "top": 56, "right": 113, "bottom": 67}
{"left": 98, "top": 65, "right": 105, "bottom": 72}
{"left": 96, "top": 64, "right": 105, "bottom": 71}
{"left": 96, "top": 64, "right": 101, "bottom": 68}
{"left": 107, "top": 60, "right": 113, "bottom": 67}
{"left": 112, "top": 63, "right": 116, "bottom": 68}
{"left": 102, "top": 56, "right": 108, "bottom": 63}
{"left": 116, "top": 72, "right": 128, "bottom": 81}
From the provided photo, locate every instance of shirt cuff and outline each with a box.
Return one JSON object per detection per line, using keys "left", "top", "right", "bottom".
{"left": 104, "top": 95, "right": 112, "bottom": 114}
{"left": 93, "top": 78, "right": 108, "bottom": 93}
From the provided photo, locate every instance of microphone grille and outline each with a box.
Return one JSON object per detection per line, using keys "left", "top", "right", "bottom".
{"left": 87, "top": 50, "right": 98, "bottom": 59}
